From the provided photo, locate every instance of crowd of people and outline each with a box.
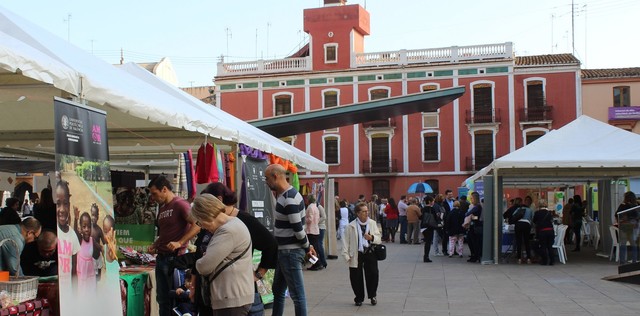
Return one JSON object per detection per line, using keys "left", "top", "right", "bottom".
{"left": 4, "top": 171, "right": 638, "bottom": 316}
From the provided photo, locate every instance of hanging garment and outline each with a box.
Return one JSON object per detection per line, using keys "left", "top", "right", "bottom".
{"left": 195, "top": 143, "right": 219, "bottom": 184}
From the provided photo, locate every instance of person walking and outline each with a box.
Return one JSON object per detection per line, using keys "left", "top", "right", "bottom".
{"left": 342, "top": 202, "right": 381, "bottom": 306}
{"left": 265, "top": 164, "right": 316, "bottom": 316}
{"left": 616, "top": 191, "right": 638, "bottom": 263}
{"left": 305, "top": 196, "right": 322, "bottom": 271}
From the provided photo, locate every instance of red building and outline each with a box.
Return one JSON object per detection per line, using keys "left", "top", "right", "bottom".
{"left": 214, "top": 0, "right": 581, "bottom": 201}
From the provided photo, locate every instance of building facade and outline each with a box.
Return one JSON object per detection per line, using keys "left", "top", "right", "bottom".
{"left": 214, "top": 1, "right": 581, "bottom": 201}
{"left": 581, "top": 68, "right": 640, "bottom": 133}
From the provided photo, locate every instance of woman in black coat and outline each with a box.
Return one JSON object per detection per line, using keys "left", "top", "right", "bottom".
{"left": 444, "top": 201, "right": 466, "bottom": 258}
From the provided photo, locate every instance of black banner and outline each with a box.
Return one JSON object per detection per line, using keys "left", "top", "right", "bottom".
{"left": 245, "top": 158, "right": 274, "bottom": 232}
{"left": 54, "top": 97, "right": 109, "bottom": 161}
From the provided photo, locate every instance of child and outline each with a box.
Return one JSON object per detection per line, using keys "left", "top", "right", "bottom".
{"left": 102, "top": 215, "right": 118, "bottom": 266}
{"left": 90, "top": 204, "right": 106, "bottom": 280}
{"left": 76, "top": 212, "right": 97, "bottom": 292}
{"left": 55, "top": 180, "right": 80, "bottom": 289}
{"left": 170, "top": 270, "right": 196, "bottom": 316}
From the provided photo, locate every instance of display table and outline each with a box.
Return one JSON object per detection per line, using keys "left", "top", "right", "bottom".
{"left": 0, "top": 299, "right": 50, "bottom": 316}
{"left": 120, "top": 266, "right": 157, "bottom": 316}
{"left": 36, "top": 282, "right": 58, "bottom": 316}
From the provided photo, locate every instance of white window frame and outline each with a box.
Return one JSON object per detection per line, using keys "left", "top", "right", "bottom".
{"left": 470, "top": 80, "right": 496, "bottom": 112}
{"left": 366, "top": 131, "right": 393, "bottom": 167}
{"left": 522, "top": 127, "right": 548, "bottom": 145}
{"left": 420, "top": 82, "right": 440, "bottom": 92}
{"left": 272, "top": 92, "right": 294, "bottom": 116}
{"left": 367, "top": 86, "right": 391, "bottom": 101}
{"left": 322, "top": 134, "right": 340, "bottom": 165}
{"left": 470, "top": 128, "right": 496, "bottom": 166}
{"left": 321, "top": 88, "right": 340, "bottom": 109}
{"left": 421, "top": 129, "right": 441, "bottom": 162}
{"left": 523, "top": 77, "right": 546, "bottom": 109}
{"left": 324, "top": 43, "right": 338, "bottom": 64}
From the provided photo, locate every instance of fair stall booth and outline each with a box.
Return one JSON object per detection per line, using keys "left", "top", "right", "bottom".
{"left": 465, "top": 116, "right": 640, "bottom": 275}
{"left": 0, "top": 5, "right": 328, "bottom": 316}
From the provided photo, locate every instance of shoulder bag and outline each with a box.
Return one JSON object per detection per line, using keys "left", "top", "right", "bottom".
{"left": 201, "top": 243, "right": 251, "bottom": 306}
{"left": 371, "top": 244, "right": 386, "bottom": 261}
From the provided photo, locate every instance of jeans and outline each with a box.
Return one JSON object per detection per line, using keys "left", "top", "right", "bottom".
{"left": 155, "top": 254, "right": 177, "bottom": 316}
{"left": 272, "top": 248, "right": 307, "bottom": 316}
{"left": 399, "top": 216, "right": 408, "bottom": 243}
{"left": 317, "top": 229, "right": 328, "bottom": 267}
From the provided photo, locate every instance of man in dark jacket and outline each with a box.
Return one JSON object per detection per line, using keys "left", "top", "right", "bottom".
{"left": 0, "top": 198, "right": 22, "bottom": 225}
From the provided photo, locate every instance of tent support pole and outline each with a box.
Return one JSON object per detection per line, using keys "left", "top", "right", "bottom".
{"left": 494, "top": 169, "right": 500, "bottom": 265}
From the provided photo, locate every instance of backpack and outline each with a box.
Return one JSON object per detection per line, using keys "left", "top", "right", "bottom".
{"left": 509, "top": 207, "right": 525, "bottom": 225}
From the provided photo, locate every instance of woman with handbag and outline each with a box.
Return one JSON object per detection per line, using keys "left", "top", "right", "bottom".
{"left": 192, "top": 194, "right": 254, "bottom": 315}
{"left": 202, "top": 183, "right": 278, "bottom": 316}
{"left": 342, "top": 202, "right": 382, "bottom": 306}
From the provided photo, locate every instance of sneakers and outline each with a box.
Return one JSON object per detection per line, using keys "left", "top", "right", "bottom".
{"left": 435, "top": 252, "right": 444, "bottom": 257}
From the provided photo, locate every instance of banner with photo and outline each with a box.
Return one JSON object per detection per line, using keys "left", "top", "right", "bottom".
{"left": 114, "top": 186, "right": 157, "bottom": 255}
{"left": 53, "top": 97, "right": 122, "bottom": 315}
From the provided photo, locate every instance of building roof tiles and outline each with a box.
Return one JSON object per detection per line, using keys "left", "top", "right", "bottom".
{"left": 515, "top": 54, "right": 580, "bottom": 66}
{"left": 581, "top": 68, "right": 640, "bottom": 79}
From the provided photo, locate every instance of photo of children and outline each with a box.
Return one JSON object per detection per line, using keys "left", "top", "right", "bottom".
{"left": 76, "top": 212, "right": 97, "bottom": 292}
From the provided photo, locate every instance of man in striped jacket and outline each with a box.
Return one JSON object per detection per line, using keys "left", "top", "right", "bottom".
{"left": 266, "top": 164, "right": 317, "bottom": 316}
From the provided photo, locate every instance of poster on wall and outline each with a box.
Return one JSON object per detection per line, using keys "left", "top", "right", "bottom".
{"left": 244, "top": 157, "right": 274, "bottom": 232}
{"left": 114, "top": 187, "right": 157, "bottom": 254}
{"left": 54, "top": 97, "right": 122, "bottom": 315}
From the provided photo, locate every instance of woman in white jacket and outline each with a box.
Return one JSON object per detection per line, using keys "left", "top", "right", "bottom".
{"left": 342, "top": 202, "right": 382, "bottom": 306}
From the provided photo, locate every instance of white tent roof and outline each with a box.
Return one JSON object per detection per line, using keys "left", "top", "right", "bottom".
{"left": 465, "top": 115, "right": 640, "bottom": 185}
{"left": 494, "top": 115, "right": 640, "bottom": 169}
{"left": 0, "top": 6, "right": 327, "bottom": 173}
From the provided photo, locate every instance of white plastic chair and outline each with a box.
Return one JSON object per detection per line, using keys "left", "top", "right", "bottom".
{"left": 610, "top": 225, "right": 619, "bottom": 262}
{"left": 552, "top": 225, "right": 568, "bottom": 264}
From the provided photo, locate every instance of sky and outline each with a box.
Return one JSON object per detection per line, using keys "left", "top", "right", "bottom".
{"left": 2, "top": 0, "right": 638, "bottom": 88}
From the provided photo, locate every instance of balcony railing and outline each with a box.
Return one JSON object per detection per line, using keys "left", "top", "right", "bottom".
{"left": 216, "top": 42, "right": 512, "bottom": 76}
{"left": 353, "top": 42, "right": 512, "bottom": 68}
{"left": 217, "top": 56, "right": 311, "bottom": 76}
{"left": 362, "top": 117, "right": 396, "bottom": 128}
{"left": 362, "top": 159, "right": 398, "bottom": 174}
{"left": 465, "top": 108, "right": 501, "bottom": 124}
{"left": 519, "top": 105, "right": 553, "bottom": 122}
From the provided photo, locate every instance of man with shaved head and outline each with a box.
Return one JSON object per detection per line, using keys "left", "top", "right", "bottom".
{"left": 21, "top": 229, "right": 58, "bottom": 276}
{"left": 265, "top": 163, "right": 317, "bottom": 316}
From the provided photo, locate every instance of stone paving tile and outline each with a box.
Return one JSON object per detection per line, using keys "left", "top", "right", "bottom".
{"left": 277, "top": 241, "right": 640, "bottom": 316}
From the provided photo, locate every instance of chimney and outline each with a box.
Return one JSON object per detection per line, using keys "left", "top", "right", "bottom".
{"left": 324, "top": 0, "right": 346, "bottom": 6}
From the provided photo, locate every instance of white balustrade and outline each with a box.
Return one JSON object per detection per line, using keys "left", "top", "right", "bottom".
{"left": 216, "top": 43, "right": 512, "bottom": 76}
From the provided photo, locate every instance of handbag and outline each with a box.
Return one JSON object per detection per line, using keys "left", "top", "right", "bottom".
{"left": 201, "top": 243, "right": 251, "bottom": 306}
{"left": 371, "top": 244, "right": 386, "bottom": 261}
{"left": 421, "top": 211, "right": 438, "bottom": 229}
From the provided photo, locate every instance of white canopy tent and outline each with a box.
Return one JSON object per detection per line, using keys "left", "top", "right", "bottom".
{"left": 465, "top": 115, "right": 640, "bottom": 185}
{"left": 0, "top": 5, "right": 327, "bottom": 173}
{"left": 464, "top": 115, "right": 640, "bottom": 264}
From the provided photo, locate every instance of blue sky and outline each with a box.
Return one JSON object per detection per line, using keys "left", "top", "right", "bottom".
{"left": 2, "top": 0, "right": 638, "bottom": 87}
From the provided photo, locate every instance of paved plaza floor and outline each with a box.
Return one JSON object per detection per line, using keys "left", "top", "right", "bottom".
{"left": 276, "top": 240, "right": 640, "bottom": 316}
